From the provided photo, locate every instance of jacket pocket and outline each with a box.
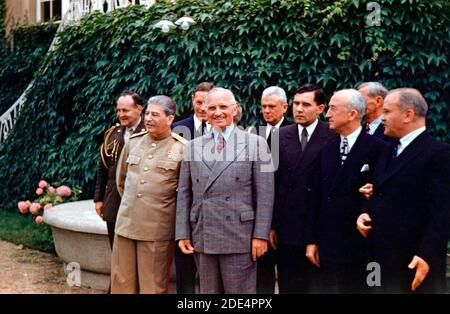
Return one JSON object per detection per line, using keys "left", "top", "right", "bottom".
{"left": 126, "top": 155, "right": 141, "bottom": 165}
{"left": 156, "top": 160, "right": 178, "bottom": 171}
{"left": 240, "top": 211, "right": 255, "bottom": 222}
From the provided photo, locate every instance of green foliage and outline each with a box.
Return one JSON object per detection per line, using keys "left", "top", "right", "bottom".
{"left": 0, "top": 22, "right": 57, "bottom": 113}
{"left": 0, "top": 209, "right": 55, "bottom": 253}
{"left": 0, "top": 0, "right": 449, "bottom": 212}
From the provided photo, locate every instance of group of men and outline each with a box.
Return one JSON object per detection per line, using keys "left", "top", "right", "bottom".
{"left": 94, "top": 82, "right": 450, "bottom": 294}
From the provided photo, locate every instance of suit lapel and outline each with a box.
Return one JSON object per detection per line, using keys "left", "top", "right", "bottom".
{"left": 329, "top": 131, "right": 369, "bottom": 193}
{"left": 377, "top": 132, "right": 429, "bottom": 186}
{"left": 203, "top": 128, "right": 248, "bottom": 193}
{"left": 294, "top": 120, "right": 330, "bottom": 178}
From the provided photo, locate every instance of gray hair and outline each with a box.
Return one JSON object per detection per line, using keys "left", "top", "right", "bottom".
{"left": 147, "top": 95, "right": 176, "bottom": 116}
{"left": 334, "top": 89, "right": 366, "bottom": 121}
{"left": 357, "top": 82, "right": 388, "bottom": 98}
{"left": 206, "top": 87, "right": 236, "bottom": 105}
{"left": 261, "top": 86, "right": 287, "bottom": 103}
{"left": 388, "top": 88, "right": 428, "bottom": 118}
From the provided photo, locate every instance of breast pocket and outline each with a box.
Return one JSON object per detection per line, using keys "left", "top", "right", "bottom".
{"left": 126, "top": 155, "right": 141, "bottom": 166}
{"left": 156, "top": 160, "right": 179, "bottom": 177}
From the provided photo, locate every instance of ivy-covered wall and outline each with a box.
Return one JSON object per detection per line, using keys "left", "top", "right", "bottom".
{"left": 0, "top": 0, "right": 448, "bottom": 211}
{"left": 0, "top": 0, "right": 5, "bottom": 42}
{"left": 0, "top": 23, "right": 57, "bottom": 114}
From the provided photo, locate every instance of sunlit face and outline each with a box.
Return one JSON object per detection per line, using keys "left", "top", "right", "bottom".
{"left": 144, "top": 104, "right": 174, "bottom": 139}
{"left": 192, "top": 91, "right": 208, "bottom": 122}
{"left": 381, "top": 93, "right": 406, "bottom": 139}
{"left": 292, "top": 91, "right": 324, "bottom": 127}
{"left": 261, "top": 94, "right": 288, "bottom": 126}
{"left": 206, "top": 91, "right": 237, "bottom": 130}
{"left": 326, "top": 93, "right": 353, "bottom": 133}
{"left": 116, "top": 95, "right": 142, "bottom": 128}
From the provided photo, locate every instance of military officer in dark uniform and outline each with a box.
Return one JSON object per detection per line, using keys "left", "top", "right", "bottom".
{"left": 94, "top": 91, "right": 145, "bottom": 248}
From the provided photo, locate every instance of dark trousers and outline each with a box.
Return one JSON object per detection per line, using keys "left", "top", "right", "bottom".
{"left": 106, "top": 221, "right": 116, "bottom": 249}
{"left": 318, "top": 259, "right": 366, "bottom": 294}
{"left": 256, "top": 246, "right": 277, "bottom": 294}
{"left": 175, "top": 245, "right": 197, "bottom": 294}
{"left": 277, "top": 244, "right": 320, "bottom": 294}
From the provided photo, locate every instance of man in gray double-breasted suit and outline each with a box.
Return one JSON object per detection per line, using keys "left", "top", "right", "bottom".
{"left": 176, "top": 87, "right": 274, "bottom": 294}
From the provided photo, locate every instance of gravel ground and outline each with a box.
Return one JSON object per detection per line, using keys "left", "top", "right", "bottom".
{"left": 0, "top": 238, "right": 106, "bottom": 294}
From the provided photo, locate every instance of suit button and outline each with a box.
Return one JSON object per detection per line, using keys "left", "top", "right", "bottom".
{"left": 225, "top": 197, "right": 230, "bottom": 201}
{"left": 140, "top": 180, "right": 145, "bottom": 184}
{"left": 236, "top": 177, "right": 239, "bottom": 181}
{"left": 144, "top": 167, "right": 149, "bottom": 171}
{"left": 148, "top": 155, "right": 153, "bottom": 159}
{"left": 151, "top": 143, "right": 156, "bottom": 147}
{"left": 327, "top": 196, "right": 332, "bottom": 201}
{"left": 196, "top": 178, "right": 199, "bottom": 182}
{"left": 137, "top": 193, "right": 143, "bottom": 198}
{"left": 307, "top": 188, "right": 311, "bottom": 192}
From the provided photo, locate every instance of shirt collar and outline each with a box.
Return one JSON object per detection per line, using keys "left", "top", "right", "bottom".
{"left": 193, "top": 114, "right": 210, "bottom": 132}
{"left": 367, "top": 117, "right": 382, "bottom": 135}
{"left": 340, "top": 126, "right": 362, "bottom": 151}
{"left": 297, "top": 118, "right": 319, "bottom": 141}
{"left": 398, "top": 126, "right": 426, "bottom": 155}
{"left": 212, "top": 124, "right": 234, "bottom": 143}
{"left": 265, "top": 117, "right": 285, "bottom": 139}
{"left": 127, "top": 118, "right": 142, "bottom": 133}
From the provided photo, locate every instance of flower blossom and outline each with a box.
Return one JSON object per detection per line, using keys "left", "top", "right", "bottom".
{"left": 38, "top": 180, "right": 48, "bottom": 189}
{"left": 30, "top": 203, "right": 42, "bottom": 214}
{"left": 56, "top": 185, "right": 72, "bottom": 197}
{"left": 44, "top": 204, "right": 53, "bottom": 210}
{"left": 35, "top": 216, "right": 44, "bottom": 224}
{"left": 18, "top": 201, "right": 31, "bottom": 214}
{"left": 36, "top": 188, "right": 44, "bottom": 195}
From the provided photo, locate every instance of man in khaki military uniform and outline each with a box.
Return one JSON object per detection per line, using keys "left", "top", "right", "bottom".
{"left": 111, "top": 95, "right": 187, "bottom": 294}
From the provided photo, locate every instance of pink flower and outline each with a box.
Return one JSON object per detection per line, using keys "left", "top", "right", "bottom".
{"left": 36, "top": 188, "right": 44, "bottom": 195}
{"left": 18, "top": 201, "right": 31, "bottom": 214}
{"left": 38, "top": 180, "right": 48, "bottom": 189}
{"left": 47, "top": 186, "right": 55, "bottom": 194}
{"left": 56, "top": 185, "right": 72, "bottom": 197}
{"left": 44, "top": 204, "right": 53, "bottom": 210}
{"left": 30, "top": 203, "right": 42, "bottom": 214}
{"left": 35, "top": 216, "right": 44, "bottom": 224}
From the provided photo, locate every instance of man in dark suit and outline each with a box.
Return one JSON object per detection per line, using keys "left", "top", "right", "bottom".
{"left": 357, "top": 82, "right": 391, "bottom": 141}
{"left": 306, "top": 89, "right": 387, "bottom": 293}
{"left": 94, "top": 91, "right": 145, "bottom": 248}
{"left": 357, "top": 88, "right": 450, "bottom": 293}
{"left": 176, "top": 87, "right": 274, "bottom": 294}
{"left": 172, "top": 82, "right": 214, "bottom": 141}
{"left": 271, "top": 83, "right": 334, "bottom": 293}
{"left": 171, "top": 82, "right": 214, "bottom": 294}
{"left": 255, "top": 86, "right": 293, "bottom": 294}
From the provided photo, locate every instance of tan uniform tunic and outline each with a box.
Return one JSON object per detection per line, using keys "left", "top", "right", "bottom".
{"left": 111, "top": 131, "right": 186, "bottom": 294}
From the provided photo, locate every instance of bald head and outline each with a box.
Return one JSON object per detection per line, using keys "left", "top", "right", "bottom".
{"left": 386, "top": 88, "right": 428, "bottom": 118}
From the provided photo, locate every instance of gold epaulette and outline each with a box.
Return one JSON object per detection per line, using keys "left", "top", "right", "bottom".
{"left": 130, "top": 130, "right": 148, "bottom": 139}
{"left": 171, "top": 132, "right": 188, "bottom": 145}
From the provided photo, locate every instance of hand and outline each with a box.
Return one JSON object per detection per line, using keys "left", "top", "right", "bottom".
{"left": 306, "top": 244, "right": 320, "bottom": 267}
{"left": 251, "top": 238, "right": 268, "bottom": 262}
{"left": 408, "top": 255, "right": 430, "bottom": 291}
{"left": 95, "top": 201, "right": 104, "bottom": 218}
{"left": 356, "top": 213, "right": 372, "bottom": 237}
{"left": 178, "top": 239, "right": 195, "bottom": 254}
{"left": 359, "top": 183, "right": 373, "bottom": 200}
{"left": 269, "top": 229, "right": 278, "bottom": 250}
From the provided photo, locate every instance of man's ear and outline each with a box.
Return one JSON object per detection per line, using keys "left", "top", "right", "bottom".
{"left": 404, "top": 108, "right": 415, "bottom": 123}
{"left": 282, "top": 102, "right": 289, "bottom": 113}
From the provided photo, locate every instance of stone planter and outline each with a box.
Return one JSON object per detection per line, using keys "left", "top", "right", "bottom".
{"left": 43, "top": 200, "right": 111, "bottom": 290}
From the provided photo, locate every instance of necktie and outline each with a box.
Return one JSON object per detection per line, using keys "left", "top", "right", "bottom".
{"left": 364, "top": 122, "right": 370, "bottom": 134}
{"left": 340, "top": 137, "right": 349, "bottom": 165}
{"left": 267, "top": 126, "right": 274, "bottom": 150}
{"left": 201, "top": 121, "right": 207, "bottom": 134}
{"left": 217, "top": 132, "right": 225, "bottom": 153}
{"left": 391, "top": 139, "right": 401, "bottom": 159}
{"left": 300, "top": 128, "right": 308, "bottom": 152}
